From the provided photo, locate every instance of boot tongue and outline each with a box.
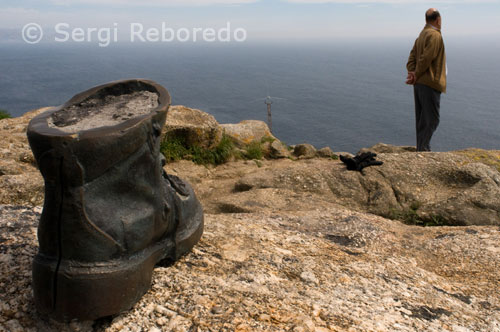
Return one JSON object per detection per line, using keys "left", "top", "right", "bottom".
{"left": 48, "top": 90, "right": 159, "bottom": 133}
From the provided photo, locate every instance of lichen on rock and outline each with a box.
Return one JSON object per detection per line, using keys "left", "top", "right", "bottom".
{"left": 220, "top": 120, "right": 277, "bottom": 147}
{"left": 163, "top": 105, "right": 223, "bottom": 150}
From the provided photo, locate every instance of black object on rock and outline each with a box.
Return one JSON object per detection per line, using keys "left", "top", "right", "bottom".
{"left": 27, "top": 79, "right": 204, "bottom": 322}
{"left": 340, "top": 152, "right": 383, "bottom": 171}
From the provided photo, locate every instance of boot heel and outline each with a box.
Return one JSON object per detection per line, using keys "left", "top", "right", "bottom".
{"left": 33, "top": 237, "right": 175, "bottom": 321}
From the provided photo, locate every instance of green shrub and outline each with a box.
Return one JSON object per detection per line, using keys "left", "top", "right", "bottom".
{"left": 213, "top": 134, "right": 235, "bottom": 164}
{"left": 0, "top": 109, "right": 11, "bottom": 120}
{"left": 160, "top": 137, "right": 189, "bottom": 162}
{"left": 161, "top": 134, "right": 235, "bottom": 166}
{"left": 244, "top": 141, "right": 263, "bottom": 160}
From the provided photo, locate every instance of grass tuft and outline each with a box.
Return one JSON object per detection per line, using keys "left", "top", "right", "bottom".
{"left": 161, "top": 134, "right": 236, "bottom": 166}
{"left": 0, "top": 109, "right": 11, "bottom": 120}
{"left": 161, "top": 137, "right": 189, "bottom": 162}
{"left": 244, "top": 141, "right": 264, "bottom": 160}
{"left": 161, "top": 134, "right": 277, "bottom": 165}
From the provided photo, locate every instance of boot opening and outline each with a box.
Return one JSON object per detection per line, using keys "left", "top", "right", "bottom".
{"left": 48, "top": 81, "right": 160, "bottom": 133}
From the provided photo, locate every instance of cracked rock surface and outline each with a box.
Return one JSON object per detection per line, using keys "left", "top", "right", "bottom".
{"left": 1, "top": 205, "right": 499, "bottom": 331}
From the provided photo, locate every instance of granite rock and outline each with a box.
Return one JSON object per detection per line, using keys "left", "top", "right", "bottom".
{"left": 1, "top": 108, "right": 500, "bottom": 331}
{"left": 1, "top": 205, "right": 499, "bottom": 331}
{"left": 293, "top": 144, "right": 317, "bottom": 159}
{"left": 163, "top": 105, "right": 223, "bottom": 149}
{"left": 221, "top": 120, "right": 276, "bottom": 147}
{"left": 317, "top": 147, "right": 335, "bottom": 158}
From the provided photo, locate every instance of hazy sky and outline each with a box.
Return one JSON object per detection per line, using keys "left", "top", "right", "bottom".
{"left": 2, "top": 0, "right": 500, "bottom": 41}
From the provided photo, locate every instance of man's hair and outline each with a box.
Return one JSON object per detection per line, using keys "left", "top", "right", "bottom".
{"left": 426, "top": 10, "right": 441, "bottom": 23}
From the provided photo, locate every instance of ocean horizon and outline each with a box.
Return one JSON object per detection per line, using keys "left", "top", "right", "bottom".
{"left": 1, "top": 37, "right": 499, "bottom": 153}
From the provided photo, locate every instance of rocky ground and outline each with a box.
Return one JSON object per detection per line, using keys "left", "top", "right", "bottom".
{"left": 2, "top": 108, "right": 499, "bottom": 227}
{"left": 1, "top": 108, "right": 500, "bottom": 331}
{"left": 165, "top": 153, "right": 500, "bottom": 227}
{"left": 1, "top": 205, "right": 499, "bottom": 332}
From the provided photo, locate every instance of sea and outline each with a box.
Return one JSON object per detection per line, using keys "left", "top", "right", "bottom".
{"left": 0, "top": 38, "right": 499, "bottom": 153}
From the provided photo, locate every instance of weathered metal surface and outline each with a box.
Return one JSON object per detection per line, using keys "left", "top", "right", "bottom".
{"left": 27, "top": 79, "right": 204, "bottom": 322}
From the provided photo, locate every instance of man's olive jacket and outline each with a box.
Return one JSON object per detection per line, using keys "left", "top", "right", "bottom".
{"left": 407, "top": 24, "right": 447, "bottom": 93}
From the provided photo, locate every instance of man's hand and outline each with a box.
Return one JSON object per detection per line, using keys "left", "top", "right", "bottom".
{"left": 405, "top": 71, "right": 416, "bottom": 85}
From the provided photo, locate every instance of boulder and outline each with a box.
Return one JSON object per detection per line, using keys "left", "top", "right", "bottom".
{"left": 268, "top": 140, "right": 290, "bottom": 159}
{"left": 337, "top": 152, "right": 354, "bottom": 159}
{"left": 220, "top": 120, "right": 276, "bottom": 147}
{"left": 293, "top": 144, "right": 316, "bottom": 159}
{"left": 359, "top": 143, "right": 416, "bottom": 154}
{"left": 317, "top": 147, "right": 334, "bottom": 158}
{"left": 163, "top": 105, "right": 223, "bottom": 149}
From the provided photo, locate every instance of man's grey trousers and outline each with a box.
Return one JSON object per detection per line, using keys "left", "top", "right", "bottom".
{"left": 413, "top": 83, "right": 441, "bottom": 151}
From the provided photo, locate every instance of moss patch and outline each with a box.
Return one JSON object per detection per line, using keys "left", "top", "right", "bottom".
{"left": 455, "top": 149, "right": 500, "bottom": 172}
{"left": 260, "top": 136, "right": 276, "bottom": 144}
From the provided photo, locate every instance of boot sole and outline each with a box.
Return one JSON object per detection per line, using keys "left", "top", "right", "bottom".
{"left": 32, "top": 210, "right": 203, "bottom": 322}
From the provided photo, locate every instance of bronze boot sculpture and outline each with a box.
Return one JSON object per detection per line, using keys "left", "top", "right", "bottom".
{"left": 27, "top": 79, "right": 204, "bottom": 321}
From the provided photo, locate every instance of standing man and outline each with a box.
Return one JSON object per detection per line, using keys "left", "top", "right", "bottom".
{"left": 406, "top": 8, "right": 447, "bottom": 152}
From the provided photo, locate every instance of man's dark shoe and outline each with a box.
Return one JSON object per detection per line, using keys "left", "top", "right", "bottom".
{"left": 27, "top": 79, "right": 204, "bottom": 322}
